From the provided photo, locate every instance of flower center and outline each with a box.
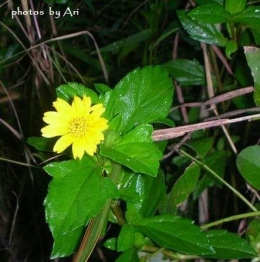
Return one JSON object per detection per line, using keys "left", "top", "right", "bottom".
{"left": 69, "top": 117, "right": 88, "bottom": 138}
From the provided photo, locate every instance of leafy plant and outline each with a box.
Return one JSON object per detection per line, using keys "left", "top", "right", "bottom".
{"left": 1, "top": 0, "right": 260, "bottom": 261}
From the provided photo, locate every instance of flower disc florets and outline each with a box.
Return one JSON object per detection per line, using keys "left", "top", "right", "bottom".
{"left": 41, "top": 95, "right": 108, "bottom": 159}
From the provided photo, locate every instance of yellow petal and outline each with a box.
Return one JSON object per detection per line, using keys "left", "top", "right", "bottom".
{"left": 41, "top": 124, "right": 67, "bottom": 137}
{"left": 72, "top": 138, "right": 86, "bottom": 159}
{"left": 53, "top": 98, "right": 72, "bottom": 114}
{"left": 53, "top": 134, "right": 73, "bottom": 153}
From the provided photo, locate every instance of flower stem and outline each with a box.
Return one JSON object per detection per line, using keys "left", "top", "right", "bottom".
{"left": 179, "top": 149, "right": 258, "bottom": 212}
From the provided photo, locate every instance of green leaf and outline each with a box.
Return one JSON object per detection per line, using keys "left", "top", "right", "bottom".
{"left": 225, "top": 40, "right": 238, "bottom": 59}
{"left": 56, "top": 82, "right": 99, "bottom": 104}
{"left": 115, "top": 248, "right": 140, "bottom": 262}
{"left": 44, "top": 156, "right": 118, "bottom": 257}
{"left": 51, "top": 226, "right": 84, "bottom": 258}
{"left": 178, "top": 10, "right": 228, "bottom": 46}
{"left": 164, "top": 59, "right": 205, "bottom": 86}
{"left": 225, "top": 0, "right": 246, "bottom": 15}
{"left": 205, "top": 230, "right": 256, "bottom": 259}
{"left": 100, "top": 125, "right": 162, "bottom": 176}
{"left": 105, "top": 66, "right": 173, "bottom": 134}
{"left": 244, "top": 46, "right": 260, "bottom": 106}
{"left": 117, "top": 224, "right": 135, "bottom": 252}
{"left": 204, "top": 150, "right": 227, "bottom": 184}
{"left": 95, "top": 29, "right": 151, "bottom": 55}
{"left": 103, "top": 237, "right": 117, "bottom": 250}
{"left": 186, "top": 137, "right": 214, "bottom": 157}
{"left": 126, "top": 171, "right": 166, "bottom": 220}
{"left": 133, "top": 215, "right": 214, "bottom": 255}
{"left": 171, "top": 163, "right": 200, "bottom": 206}
{"left": 27, "top": 136, "right": 55, "bottom": 152}
{"left": 188, "top": 3, "right": 231, "bottom": 24}
{"left": 246, "top": 219, "right": 260, "bottom": 253}
{"left": 236, "top": 145, "right": 260, "bottom": 190}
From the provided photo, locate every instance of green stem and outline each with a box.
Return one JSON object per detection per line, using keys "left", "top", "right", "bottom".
{"left": 201, "top": 211, "right": 260, "bottom": 230}
{"left": 179, "top": 149, "right": 258, "bottom": 212}
{"left": 73, "top": 163, "right": 122, "bottom": 262}
{"left": 141, "top": 244, "right": 200, "bottom": 260}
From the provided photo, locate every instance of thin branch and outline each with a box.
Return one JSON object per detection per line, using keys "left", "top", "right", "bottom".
{"left": 152, "top": 114, "right": 260, "bottom": 141}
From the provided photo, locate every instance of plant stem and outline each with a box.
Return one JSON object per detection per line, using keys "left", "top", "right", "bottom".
{"left": 141, "top": 244, "right": 200, "bottom": 260}
{"left": 179, "top": 149, "right": 258, "bottom": 212}
{"left": 201, "top": 211, "right": 260, "bottom": 230}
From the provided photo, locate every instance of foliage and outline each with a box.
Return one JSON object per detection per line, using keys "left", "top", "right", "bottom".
{"left": 0, "top": 0, "right": 260, "bottom": 261}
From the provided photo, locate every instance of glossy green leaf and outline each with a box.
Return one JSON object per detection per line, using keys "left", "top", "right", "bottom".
{"left": 117, "top": 224, "right": 135, "bottom": 252}
{"left": 133, "top": 215, "right": 214, "bottom": 255}
{"left": 164, "top": 59, "right": 205, "bottom": 86}
{"left": 225, "top": 0, "right": 246, "bottom": 15}
{"left": 105, "top": 66, "right": 173, "bottom": 134}
{"left": 244, "top": 46, "right": 260, "bottom": 106}
{"left": 126, "top": 171, "right": 166, "bottom": 220}
{"left": 55, "top": 82, "right": 99, "bottom": 104}
{"left": 100, "top": 125, "right": 162, "bottom": 176}
{"left": 171, "top": 163, "right": 200, "bottom": 206}
{"left": 178, "top": 10, "right": 228, "bottom": 46}
{"left": 236, "top": 145, "right": 260, "bottom": 190}
{"left": 205, "top": 230, "right": 256, "bottom": 259}
{"left": 188, "top": 3, "right": 231, "bottom": 24}
{"left": 44, "top": 157, "right": 118, "bottom": 257}
{"left": 115, "top": 248, "right": 140, "bottom": 262}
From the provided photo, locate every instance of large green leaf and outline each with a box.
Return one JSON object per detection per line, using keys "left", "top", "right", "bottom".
{"left": 244, "top": 46, "right": 260, "bottom": 106}
{"left": 178, "top": 10, "right": 228, "bottom": 46}
{"left": 236, "top": 145, "right": 260, "bottom": 190}
{"left": 171, "top": 163, "right": 200, "bottom": 206}
{"left": 100, "top": 124, "right": 162, "bottom": 176}
{"left": 133, "top": 215, "right": 214, "bottom": 255}
{"left": 44, "top": 156, "right": 118, "bottom": 257}
{"left": 205, "top": 230, "right": 256, "bottom": 259}
{"left": 164, "top": 59, "right": 205, "bottom": 86}
{"left": 188, "top": 3, "right": 231, "bottom": 24}
{"left": 105, "top": 66, "right": 173, "bottom": 134}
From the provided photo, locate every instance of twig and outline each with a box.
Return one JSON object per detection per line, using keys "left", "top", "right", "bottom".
{"left": 152, "top": 114, "right": 260, "bottom": 141}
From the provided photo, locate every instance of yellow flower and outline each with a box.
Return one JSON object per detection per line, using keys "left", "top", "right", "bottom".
{"left": 41, "top": 95, "right": 108, "bottom": 159}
